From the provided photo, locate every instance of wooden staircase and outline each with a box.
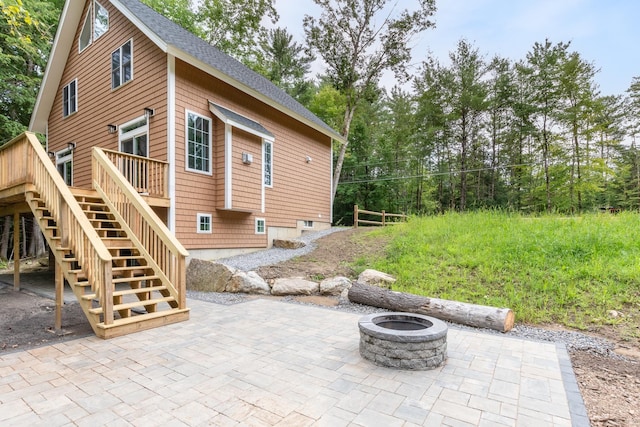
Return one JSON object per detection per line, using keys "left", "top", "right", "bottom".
{"left": 27, "top": 189, "right": 189, "bottom": 338}
{"left": 1, "top": 132, "right": 189, "bottom": 339}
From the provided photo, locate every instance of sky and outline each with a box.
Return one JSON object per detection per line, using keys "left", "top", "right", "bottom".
{"left": 273, "top": 0, "right": 639, "bottom": 97}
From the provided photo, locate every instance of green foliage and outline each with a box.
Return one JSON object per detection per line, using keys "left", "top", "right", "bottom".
{"left": 0, "top": 0, "right": 59, "bottom": 144}
{"left": 139, "top": 0, "right": 201, "bottom": 37}
{"left": 258, "top": 27, "right": 315, "bottom": 103}
{"left": 362, "top": 212, "right": 640, "bottom": 329}
{"left": 198, "top": 0, "right": 277, "bottom": 65}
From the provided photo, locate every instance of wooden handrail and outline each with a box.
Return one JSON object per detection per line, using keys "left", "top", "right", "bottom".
{"left": 1, "top": 133, "right": 113, "bottom": 323}
{"left": 101, "top": 149, "right": 169, "bottom": 198}
{"left": 353, "top": 204, "right": 407, "bottom": 228}
{"left": 92, "top": 147, "right": 188, "bottom": 309}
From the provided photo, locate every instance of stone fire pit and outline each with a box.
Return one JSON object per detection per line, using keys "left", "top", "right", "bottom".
{"left": 358, "top": 312, "right": 448, "bottom": 370}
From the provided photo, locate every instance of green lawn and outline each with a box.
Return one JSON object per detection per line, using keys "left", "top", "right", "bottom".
{"left": 355, "top": 211, "right": 640, "bottom": 337}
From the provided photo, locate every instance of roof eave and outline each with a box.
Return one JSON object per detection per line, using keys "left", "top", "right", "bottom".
{"left": 29, "top": 0, "right": 85, "bottom": 134}
{"left": 169, "top": 47, "right": 346, "bottom": 144}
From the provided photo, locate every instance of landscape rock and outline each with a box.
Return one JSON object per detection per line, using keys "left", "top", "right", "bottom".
{"left": 273, "top": 239, "right": 306, "bottom": 249}
{"left": 271, "top": 277, "right": 319, "bottom": 295}
{"left": 186, "top": 259, "right": 236, "bottom": 292}
{"left": 320, "top": 276, "right": 352, "bottom": 295}
{"left": 357, "top": 269, "right": 396, "bottom": 289}
{"left": 227, "top": 271, "right": 270, "bottom": 294}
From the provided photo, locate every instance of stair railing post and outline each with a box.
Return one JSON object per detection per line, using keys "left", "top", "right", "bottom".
{"left": 102, "top": 262, "right": 113, "bottom": 325}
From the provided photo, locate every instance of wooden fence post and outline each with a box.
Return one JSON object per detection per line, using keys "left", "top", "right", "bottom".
{"left": 354, "top": 205, "right": 359, "bottom": 228}
{"left": 382, "top": 210, "right": 386, "bottom": 226}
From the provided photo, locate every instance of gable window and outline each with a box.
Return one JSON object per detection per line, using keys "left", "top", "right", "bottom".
{"left": 56, "top": 147, "right": 73, "bottom": 186}
{"left": 255, "top": 218, "right": 266, "bottom": 234}
{"left": 197, "top": 213, "right": 212, "bottom": 233}
{"left": 79, "top": 1, "right": 109, "bottom": 53}
{"left": 186, "top": 111, "right": 212, "bottom": 174}
{"left": 93, "top": 2, "right": 109, "bottom": 40}
{"left": 112, "top": 39, "right": 133, "bottom": 89}
{"left": 263, "top": 140, "right": 272, "bottom": 187}
{"left": 63, "top": 79, "right": 77, "bottom": 117}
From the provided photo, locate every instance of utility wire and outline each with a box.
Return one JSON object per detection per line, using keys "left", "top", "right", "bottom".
{"left": 339, "top": 162, "right": 539, "bottom": 185}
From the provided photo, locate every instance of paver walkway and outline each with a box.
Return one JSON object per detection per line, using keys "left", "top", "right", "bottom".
{"left": 0, "top": 298, "right": 589, "bottom": 426}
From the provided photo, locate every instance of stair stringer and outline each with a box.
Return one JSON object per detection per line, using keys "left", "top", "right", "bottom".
{"left": 24, "top": 191, "right": 111, "bottom": 335}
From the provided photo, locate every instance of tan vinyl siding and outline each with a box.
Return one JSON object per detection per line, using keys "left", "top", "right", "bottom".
{"left": 47, "top": 0, "right": 168, "bottom": 189}
{"left": 174, "top": 60, "right": 331, "bottom": 249}
{"left": 230, "top": 128, "right": 262, "bottom": 212}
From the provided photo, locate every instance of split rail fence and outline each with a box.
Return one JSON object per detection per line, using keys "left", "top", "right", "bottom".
{"left": 353, "top": 205, "right": 407, "bottom": 228}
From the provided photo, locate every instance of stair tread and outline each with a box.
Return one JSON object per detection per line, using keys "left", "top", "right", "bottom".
{"left": 112, "top": 275, "right": 159, "bottom": 284}
{"left": 89, "top": 296, "right": 175, "bottom": 314}
{"left": 81, "top": 285, "right": 168, "bottom": 300}
{"left": 96, "top": 308, "right": 189, "bottom": 330}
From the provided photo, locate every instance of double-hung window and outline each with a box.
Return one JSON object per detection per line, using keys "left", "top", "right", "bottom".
{"left": 263, "top": 140, "right": 272, "bottom": 187}
{"left": 186, "top": 111, "right": 212, "bottom": 174}
{"left": 63, "top": 79, "right": 77, "bottom": 117}
{"left": 112, "top": 39, "right": 133, "bottom": 89}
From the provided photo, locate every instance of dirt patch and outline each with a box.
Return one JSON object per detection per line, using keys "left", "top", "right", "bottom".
{"left": 0, "top": 284, "right": 93, "bottom": 352}
{"left": 2, "top": 228, "right": 639, "bottom": 426}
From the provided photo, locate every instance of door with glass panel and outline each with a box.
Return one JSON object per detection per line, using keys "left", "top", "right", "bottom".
{"left": 118, "top": 116, "right": 148, "bottom": 192}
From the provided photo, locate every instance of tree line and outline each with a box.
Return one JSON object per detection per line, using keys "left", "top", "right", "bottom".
{"left": 2, "top": 0, "right": 639, "bottom": 236}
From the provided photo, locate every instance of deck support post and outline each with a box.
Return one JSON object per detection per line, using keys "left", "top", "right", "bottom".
{"left": 13, "top": 212, "right": 19, "bottom": 291}
{"left": 55, "top": 261, "right": 63, "bottom": 333}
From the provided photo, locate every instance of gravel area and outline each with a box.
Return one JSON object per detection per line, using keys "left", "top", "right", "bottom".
{"left": 187, "top": 224, "right": 623, "bottom": 361}
{"left": 218, "top": 227, "right": 349, "bottom": 271}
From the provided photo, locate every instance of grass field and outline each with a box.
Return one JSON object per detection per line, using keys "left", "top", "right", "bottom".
{"left": 355, "top": 211, "right": 640, "bottom": 338}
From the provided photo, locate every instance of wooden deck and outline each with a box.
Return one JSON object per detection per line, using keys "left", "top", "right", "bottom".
{"left": 0, "top": 132, "right": 189, "bottom": 338}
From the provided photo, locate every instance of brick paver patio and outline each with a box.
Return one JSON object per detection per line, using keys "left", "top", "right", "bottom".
{"left": 0, "top": 298, "right": 589, "bottom": 426}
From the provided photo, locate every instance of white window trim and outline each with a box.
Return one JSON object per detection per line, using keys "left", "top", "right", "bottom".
{"left": 111, "top": 38, "right": 134, "bottom": 90}
{"left": 118, "top": 115, "right": 148, "bottom": 154}
{"left": 185, "top": 110, "right": 213, "bottom": 175}
{"left": 56, "top": 147, "right": 74, "bottom": 186}
{"left": 255, "top": 218, "right": 266, "bottom": 235}
{"left": 62, "top": 79, "right": 78, "bottom": 118}
{"left": 197, "top": 213, "right": 212, "bottom": 234}
{"left": 78, "top": 8, "right": 92, "bottom": 53}
{"left": 303, "top": 220, "right": 314, "bottom": 229}
{"left": 262, "top": 139, "right": 273, "bottom": 189}
{"left": 79, "top": 1, "right": 109, "bottom": 53}
{"left": 93, "top": 1, "right": 109, "bottom": 41}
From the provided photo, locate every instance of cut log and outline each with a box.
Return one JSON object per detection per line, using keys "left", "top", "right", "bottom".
{"left": 348, "top": 282, "right": 515, "bottom": 332}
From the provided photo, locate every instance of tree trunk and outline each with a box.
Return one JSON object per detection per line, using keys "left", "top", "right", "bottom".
{"left": 0, "top": 216, "right": 11, "bottom": 261}
{"left": 349, "top": 282, "right": 515, "bottom": 332}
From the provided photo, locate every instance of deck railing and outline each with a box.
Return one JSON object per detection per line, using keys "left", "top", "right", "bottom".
{"left": 353, "top": 204, "right": 408, "bottom": 228}
{"left": 92, "top": 147, "right": 188, "bottom": 309}
{"left": 1, "top": 133, "right": 114, "bottom": 323}
{"left": 101, "top": 149, "right": 169, "bottom": 198}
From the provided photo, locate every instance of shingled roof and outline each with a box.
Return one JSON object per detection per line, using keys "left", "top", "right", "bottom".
{"left": 30, "top": 0, "right": 344, "bottom": 143}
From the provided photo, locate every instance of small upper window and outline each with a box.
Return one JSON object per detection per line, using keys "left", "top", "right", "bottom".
{"left": 79, "top": 1, "right": 109, "bottom": 53}
{"left": 94, "top": 2, "right": 109, "bottom": 40}
{"left": 63, "top": 79, "right": 77, "bottom": 117}
{"left": 112, "top": 39, "right": 133, "bottom": 89}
